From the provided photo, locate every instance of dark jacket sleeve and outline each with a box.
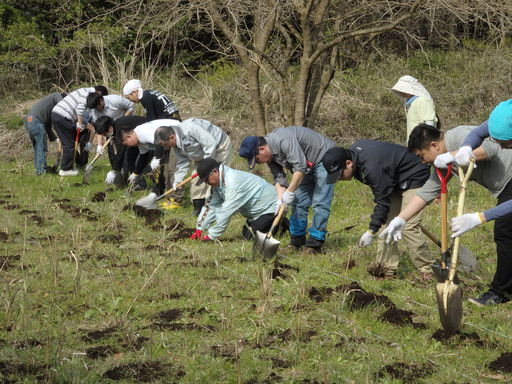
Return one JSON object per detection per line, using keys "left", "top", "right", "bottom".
{"left": 109, "top": 143, "right": 127, "bottom": 172}
{"left": 462, "top": 120, "right": 489, "bottom": 149}
{"left": 365, "top": 166, "right": 396, "bottom": 233}
{"left": 268, "top": 160, "right": 288, "bottom": 187}
{"left": 135, "top": 151, "right": 151, "bottom": 174}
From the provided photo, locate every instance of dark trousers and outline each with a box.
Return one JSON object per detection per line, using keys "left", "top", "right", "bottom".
{"left": 242, "top": 213, "right": 289, "bottom": 240}
{"left": 491, "top": 179, "right": 512, "bottom": 297}
{"left": 51, "top": 113, "right": 89, "bottom": 170}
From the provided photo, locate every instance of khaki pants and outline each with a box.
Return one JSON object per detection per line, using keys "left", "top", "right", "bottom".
{"left": 163, "top": 149, "right": 184, "bottom": 201}
{"left": 376, "top": 188, "right": 433, "bottom": 273}
{"left": 166, "top": 136, "right": 233, "bottom": 202}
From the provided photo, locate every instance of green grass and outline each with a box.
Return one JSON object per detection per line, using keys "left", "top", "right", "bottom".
{"left": 1, "top": 154, "right": 511, "bottom": 384}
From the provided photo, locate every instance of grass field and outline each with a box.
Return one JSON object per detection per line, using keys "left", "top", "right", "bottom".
{"left": 1, "top": 150, "right": 512, "bottom": 384}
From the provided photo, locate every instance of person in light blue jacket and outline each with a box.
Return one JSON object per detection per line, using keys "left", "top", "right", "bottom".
{"left": 189, "top": 158, "right": 288, "bottom": 241}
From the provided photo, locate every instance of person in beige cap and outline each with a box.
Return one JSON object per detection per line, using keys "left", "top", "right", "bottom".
{"left": 122, "top": 79, "right": 182, "bottom": 209}
{"left": 391, "top": 75, "right": 439, "bottom": 140}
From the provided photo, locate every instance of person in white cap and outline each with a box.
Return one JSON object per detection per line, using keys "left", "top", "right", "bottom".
{"left": 391, "top": 75, "right": 439, "bottom": 140}
{"left": 122, "top": 79, "right": 182, "bottom": 208}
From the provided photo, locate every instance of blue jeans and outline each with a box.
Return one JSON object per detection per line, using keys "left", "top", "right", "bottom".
{"left": 25, "top": 116, "right": 48, "bottom": 175}
{"left": 289, "top": 162, "right": 334, "bottom": 241}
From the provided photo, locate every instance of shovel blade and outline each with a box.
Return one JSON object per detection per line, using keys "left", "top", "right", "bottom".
{"left": 135, "top": 194, "right": 158, "bottom": 209}
{"left": 252, "top": 230, "right": 280, "bottom": 260}
{"left": 82, "top": 165, "right": 94, "bottom": 184}
{"left": 435, "top": 281, "right": 463, "bottom": 334}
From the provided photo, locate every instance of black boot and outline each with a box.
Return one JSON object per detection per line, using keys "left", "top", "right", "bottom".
{"left": 192, "top": 199, "right": 206, "bottom": 216}
{"left": 304, "top": 237, "right": 324, "bottom": 253}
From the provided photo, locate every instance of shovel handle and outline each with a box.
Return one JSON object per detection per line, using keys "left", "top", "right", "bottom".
{"left": 448, "top": 159, "right": 475, "bottom": 282}
{"left": 265, "top": 203, "right": 287, "bottom": 239}
{"left": 155, "top": 172, "right": 198, "bottom": 202}
{"left": 436, "top": 164, "right": 452, "bottom": 255}
{"left": 87, "top": 137, "right": 111, "bottom": 167}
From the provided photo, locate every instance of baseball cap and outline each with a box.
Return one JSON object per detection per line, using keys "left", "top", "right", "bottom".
{"left": 239, "top": 136, "right": 259, "bottom": 169}
{"left": 489, "top": 99, "right": 512, "bottom": 141}
{"left": 196, "top": 158, "right": 220, "bottom": 186}
{"left": 322, "top": 147, "right": 351, "bottom": 184}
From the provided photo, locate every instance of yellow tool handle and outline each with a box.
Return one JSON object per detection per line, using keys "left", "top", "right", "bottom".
{"left": 265, "top": 203, "right": 287, "bottom": 239}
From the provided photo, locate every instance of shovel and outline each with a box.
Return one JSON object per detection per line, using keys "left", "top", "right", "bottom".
{"left": 430, "top": 164, "right": 452, "bottom": 282}
{"left": 436, "top": 159, "right": 475, "bottom": 334}
{"left": 419, "top": 224, "right": 478, "bottom": 273}
{"left": 82, "top": 138, "right": 111, "bottom": 184}
{"left": 252, "top": 204, "right": 287, "bottom": 260}
{"left": 135, "top": 173, "right": 198, "bottom": 209}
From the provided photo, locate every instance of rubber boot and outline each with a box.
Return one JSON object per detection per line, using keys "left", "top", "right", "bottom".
{"left": 304, "top": 237, "right": 324, "bottom": 254}
{"left": 192, "top": 198, "right": 206, "bottom": 217}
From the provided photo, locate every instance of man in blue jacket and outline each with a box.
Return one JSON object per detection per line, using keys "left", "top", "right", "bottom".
{"left": 239, "top": 126, "right": 334, "bottom": 253}
{"left": 322, "top": 141, "right": 433, "bottom": 279}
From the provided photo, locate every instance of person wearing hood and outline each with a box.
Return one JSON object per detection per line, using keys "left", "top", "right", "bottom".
{"left": 391, "top": 75, "right": 439, "bottom": 140}
{"left": 189, "top": 158, "right": 288, "bottom": 241}
{"left": 322, "top": 142, "right": 433, "bottom": 280}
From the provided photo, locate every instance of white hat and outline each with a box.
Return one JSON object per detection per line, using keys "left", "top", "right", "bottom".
{"left": 391, "top": 75, "right": 433, "bottom": 102}
{"left": 123, "top": 79, "right": 143, "bottom": 98}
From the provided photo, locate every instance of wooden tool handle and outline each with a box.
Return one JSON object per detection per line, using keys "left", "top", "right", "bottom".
{"left": 88, "top": 137, "right": 111, "bottom": 167}
{"left": 448, "top": 159, "right": 475, "bottom": 282}
{"left": 419, "top": 224, "right": 441, "bottom": 248}
{"left": 156, "top": 172, "right": 198, "bottom": 202}
{"left": 266, "top": 203, "right": 287, "bottom": 239}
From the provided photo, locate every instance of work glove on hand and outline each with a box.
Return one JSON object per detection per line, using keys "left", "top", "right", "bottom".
{"left": 451, "top": 213, "right": 485, "bottom": 238}
{"left": 281, "top": 190, "right": 295, "bottom": 206}
{"left": 84, "top": 142, "right": 93, "bottom": 152}
{"left": 434, "top": 152, "right": 455, "bottom": 169}
{"left": 274, "top": 200, "right": 284, "bottom": 215}
{"left": 454, "top": 145, "right": 474, "bottom": 167}
{"left": 379, "top": 217, "right": 406, "bottom": 244}
{"left": 96, "top": 145, "right": 104, "bottom": 155}
{"left": 189, "top": 229, "right": 202, "bottom": 240}
{"left": 150, "top": 157, "right": 161, "bottom": 171}
{"left": 127, "top": 173, "right": 139, "bottom": 184}
{"left": 358, "top": 231, "right": 374, "bottom": 247}
{"left": 105, "top": 170, "right": 117, "bottom": 184}
{"left": 76, "top": 124, "right": 84, "bottom": 132}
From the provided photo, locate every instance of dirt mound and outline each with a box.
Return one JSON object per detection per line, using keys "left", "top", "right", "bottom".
{"left": 3, "top": 204, "right": 20, "bottom": 210}
{"left": 103, "top": 361, "right": 185, "bottom": 382}
{"left": 29, "top": 214, "right": 44, "bottom": 225}
{"left": 308, "top": 286, "right": 334, "bottom": 302}
{"left": 0, "top": 254, "right": 21, "bottom": 270}
{"left": 81, "top": 326, "right": 119, "bottom": 342}
{"left": 52, "top": 198, "right": 70, "bottom": 203}
{"left": 154, "top": 308, "right": 183, "bottom": 322}
{"left": 167, "top": 220, "right": 194, "bottom": 239}
{"left": 91, "top": 192, "right": 106, "bottom": 202}
{"left": 432, "top": 330, "right": 495, "bottom": 348}
{"left": 489, "top": 352, "right": 512, "bottom": 373}
{"left": 342, "top": 283, "right": 395, "bottom": 310}
{"left": 367, "top": 262, "right": 391, "bottom": 278}
{"left": 378, "top": 362, "right": 435, "bottom": 383}
{"left": 86, "top": 345, "right": 118, "bottom": 359}
{"left": 132, "top": 205, "right": 162, "bottom": 225}
{"left": 0, "top": 361, "right": 48, "bottom": 381}
{"left": 272, "top": 260, "right": 299, "bottom": 279}
{"left": 58, "top": 203, "right": 98, "bottom": 221}
{"left": 380, "top": 307, "right": 426, "bottom": 329}
{"left": 99, "top": 234, "right": 123, "bottom": 244}
{"left": 0, "top": 232, "right": 8, "bottom": 242}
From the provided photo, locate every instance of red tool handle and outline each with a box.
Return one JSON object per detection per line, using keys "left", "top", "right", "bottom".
{"left": 436, "top": 163, "right": 452, "bottom": 193}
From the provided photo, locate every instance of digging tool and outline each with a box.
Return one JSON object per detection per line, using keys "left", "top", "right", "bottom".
{"left": 72, "top": 127, "right": 80, "bottom": 169}
{"left": 436, "top": 159, "right": 475, "bottom": 334}
{"left": 419, "top": 224, "right": 478, "bottom": 273}
{"left": 135, "top": 173, "right": 198, "bottom": 209}
{"left": 82, "top": 137, "right": 111, "bottom": 184}
{"left": 430, "top": 164, "right": 452, "bottom": 283}
{"left": 253, "top": 204, "right": 287, "bottom": 260}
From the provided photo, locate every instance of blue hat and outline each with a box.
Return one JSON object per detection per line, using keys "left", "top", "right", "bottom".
{"left": 239, "top": 136, "right": 259, "bottom": 169}
{"left": 489, "top": 99, "right": 512, "bottom": 141}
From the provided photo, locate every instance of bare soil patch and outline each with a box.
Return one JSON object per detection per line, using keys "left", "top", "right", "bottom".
{"left": 378, "top": 362, "right": 435, "bottom": 383}
{"left": 489, "top": 352, "right": 512, "bottom": 373}
{"left": 432, "top": 330, "right": 497, "bottom": 348}
{"left": 86, "top": 345, "right": 119, "bottom": 359}
{"left": 3, "top": 204, "right": 20, "bottom": 210}
{"left": 272, "top": 260, "right": 299, "bottom": 279}
{"left": 81, "top": 326, "right": 119, "bottom": 342}
{"left": 20, "top": 209, "right": 37, "bottom": 214}
{"left": 366, "top": 262, "right": 389, "bottom": 278}
{"left": 132, "top": 205, "right": 162, "bottom": 225}
{"left": 0, "top": 232, "right": 8, "bottom": 242}
{"left": 0, "top": 254, "right": 21, "bottom": 270}
{"left": 103, "top": 361, "right": 185, "bottom": 382}
{"left": 0, "top": 361, "right": 49, "bottom": 382}
{"left": 379, "top": 307, "right": 427, "bottom": 329}
{"left": 154, "top": 308, "right": 183, "bottom": 322}
{"left": 99, "top": 234, "right": 123, "bottom": 244}
{"left": 91, "top": 191, "right": 106, "bottom": 202}
{"left": 58, "top": 203, "right": 98, "bottom": 221}
{"left": 340, "top": 282, "right": 395, "bottom": 310}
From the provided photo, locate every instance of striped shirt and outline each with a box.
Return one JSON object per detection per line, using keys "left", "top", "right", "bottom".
{"left": 52, "top": 87, "right": 95, "bottom": 121}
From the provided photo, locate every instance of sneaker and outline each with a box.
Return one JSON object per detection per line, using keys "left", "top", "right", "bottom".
{"left": 59, "top": 169, "right": 78, "bottom": 176}
{"left": 160, "top": 199, "right": 181, "bottom": 210}
{"left": 468, "top": 290, "right": 510, "bottom": 307}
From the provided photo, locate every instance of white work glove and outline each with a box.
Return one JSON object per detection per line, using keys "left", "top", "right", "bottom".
{"left": 379, "top": 217, "right": 406, "bottom": 244}
{"left": 150, "top": 157, "right": 161, "bottom": 171}
{"left": 96, "top": 145, "right": 104, "bottom": 155}
{"left": 127, "top": 173, "right": 139, "bottom": 184}
{"left": 172, "top": 182, "right": 180, "bottom": 190}
{"left": 358, "top": 231, "right": 374, "bottom": 247}
{"left": 76, "top": 124, "right": 84, "bottom": 132}
{"left": 84, "top": 142, "right": 93, "bottom": 152}
{"left": 454, "top": 145, "right": 474, "bottom": 167}
{"left": 281, "top": 190, "right": 295, "bottom": 206}
{"left": 105, "top": 170, "right": 117, "bottom": 184}
{"left": 451, "top": 213, "right": 485, "bottom": 238}
{"left": 434, "top": 152, "right": 455, "bottom": 169}
{"left": 274, "top": 199, "right": 284, "bottom": 215}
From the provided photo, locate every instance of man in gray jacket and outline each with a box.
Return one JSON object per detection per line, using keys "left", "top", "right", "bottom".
{"left": 239, "top": 126, "right": 335, "bottom": 253}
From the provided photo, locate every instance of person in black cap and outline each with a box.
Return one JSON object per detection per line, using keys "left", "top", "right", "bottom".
{"left": 189, "top": 158, "right": 287, "bottom": 241}
{"left": 322, "top": 140, "right": 434, "bottom": 280}
{"left": 239, "top": 127, "right": 334, "bottom": 253}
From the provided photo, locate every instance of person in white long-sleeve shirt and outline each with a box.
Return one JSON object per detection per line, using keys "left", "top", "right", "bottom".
{"left": 189, "top": 158, "right": 288, "bottom": 241}
{"left": 154, "top": 118, "right": 232, "bottom": 216}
